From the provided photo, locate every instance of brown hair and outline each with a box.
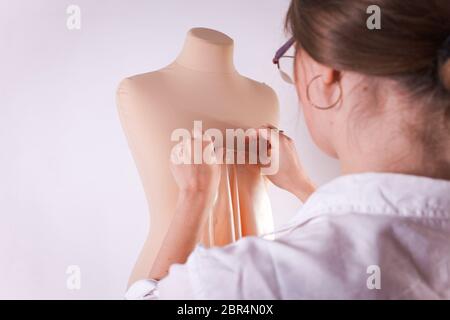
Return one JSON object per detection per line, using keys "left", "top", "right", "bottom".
{"left": 285, "top": 0, "right": 450, "bottom": 170}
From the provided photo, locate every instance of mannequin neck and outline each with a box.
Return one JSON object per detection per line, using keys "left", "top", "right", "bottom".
{"left": 175, "top": 28, "right": 236, "bottom": 74}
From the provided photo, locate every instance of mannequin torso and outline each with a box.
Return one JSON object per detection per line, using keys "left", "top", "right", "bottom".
{"left": 117, "top": 28, "right": 279, "bottom": 285}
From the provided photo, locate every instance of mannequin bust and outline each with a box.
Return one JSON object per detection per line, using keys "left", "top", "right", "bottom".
{"left": 116, "top": 27, "right": 279, "bottom": 286}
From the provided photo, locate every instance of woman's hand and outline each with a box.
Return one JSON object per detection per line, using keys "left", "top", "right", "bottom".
{"left": 170, "top": 134, "right": 221, "bottom": 205}
{"left": 149, "top": 135, "right": 221, "bottom": 281}
{"left": 257, "top": 125, "right": 315, "bottom": 202}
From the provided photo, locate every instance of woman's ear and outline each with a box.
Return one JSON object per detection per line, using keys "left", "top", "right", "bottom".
{"left": 321, "top": 66, "right": 340, "bottom": 86}
{"left": 299, "top": 49, "right": 341, "bottom": 86}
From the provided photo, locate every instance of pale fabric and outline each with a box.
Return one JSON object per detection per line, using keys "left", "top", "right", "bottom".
{"left": 125, "top": 173, "right": 450, "bottom": 300}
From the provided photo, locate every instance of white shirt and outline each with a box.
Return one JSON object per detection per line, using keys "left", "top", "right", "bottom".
{"left": 125, "top": 173, "right": 450, "bottom": 300}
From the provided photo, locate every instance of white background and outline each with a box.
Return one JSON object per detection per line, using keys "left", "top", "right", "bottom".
{"left": 0, "top": 0, "right": 339, "bottom": 299}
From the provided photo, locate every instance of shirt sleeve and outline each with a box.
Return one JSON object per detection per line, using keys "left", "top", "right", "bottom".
{"left": 124, "top": 279, "right": 159, "bottom": 300}
{"left": 125, "top": 237, "right": 276, "bottom": 300}
{"left": 124, "top": 245, "right": 207, "bottom": 300}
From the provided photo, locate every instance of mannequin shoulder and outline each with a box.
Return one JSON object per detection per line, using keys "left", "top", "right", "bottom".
{"left": 240, "top": 77, "right": 280, "bottom": 124}
{"left": 116, "top": 71, "right": 166, "bottom": 110}
{"left": 116, "top": 71, "right": 162, "bottom": 96}
{"left": 243, "top": 77, "right": 279, "bottom": 107}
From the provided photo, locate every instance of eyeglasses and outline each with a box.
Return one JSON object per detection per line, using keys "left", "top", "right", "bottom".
{"left": 272, "top": 37, "right": 295, "bottom": 84}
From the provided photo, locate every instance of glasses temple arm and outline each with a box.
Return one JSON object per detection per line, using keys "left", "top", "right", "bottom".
{"left": 272, "top": 37, "right": 295, "bottom": 64}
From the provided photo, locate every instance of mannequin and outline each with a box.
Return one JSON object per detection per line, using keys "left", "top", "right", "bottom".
{"left": 116, "top": 27, "right": 279, "bottom": 286}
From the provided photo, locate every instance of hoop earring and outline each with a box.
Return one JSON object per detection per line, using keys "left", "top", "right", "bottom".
{"left": 306, "top": 75, "right": 343, "bottom": 110}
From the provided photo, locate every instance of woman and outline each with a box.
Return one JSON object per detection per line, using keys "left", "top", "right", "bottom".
{"left": 126, "top": 0, "right": 450, "bottom": 299}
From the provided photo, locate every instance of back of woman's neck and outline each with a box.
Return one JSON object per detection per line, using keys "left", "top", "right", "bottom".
{"left": 340, "top": 151, "right": 450, "bottom": 180}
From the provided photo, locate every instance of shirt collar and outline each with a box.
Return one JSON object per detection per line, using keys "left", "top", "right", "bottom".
{"left": 289, "top": 172, "right": 450, "bottom": 225}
